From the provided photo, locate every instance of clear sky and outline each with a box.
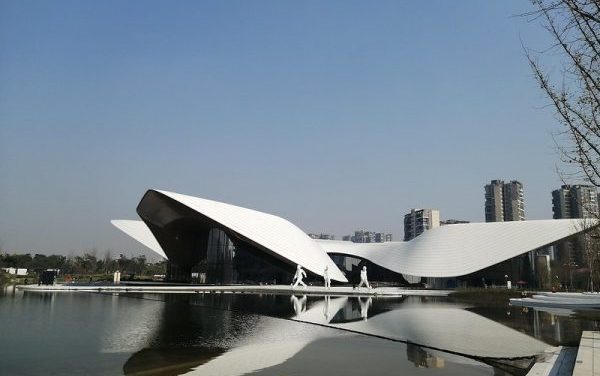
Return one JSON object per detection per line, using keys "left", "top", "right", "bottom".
{"left": 0, "top": 1, "right": 570, "bottom": 257}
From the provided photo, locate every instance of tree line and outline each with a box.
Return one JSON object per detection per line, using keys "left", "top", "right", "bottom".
{"left": 0, "top": 252, "right": 166, "bottom": 277}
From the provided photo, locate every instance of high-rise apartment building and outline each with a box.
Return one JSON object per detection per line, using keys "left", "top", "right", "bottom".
{"left": 482, "top": 180, "right": 530, "bottom": 287}
{"left": 484, "top": 180, "right": 525, "bottom": 222}
{"left": 552, "top": 185, "right": 599, "bottom": 219}
{"left": 485, "top": 180, "right": 504, "bottom": 222}
{"left": 552, "top": 184, "right": 599, "bottom": 271}
{"left": 503, "top": 181, "right": 525, "bottom": 221}
{"left": 404, "top": 209, "right": 440, "bottom": 241}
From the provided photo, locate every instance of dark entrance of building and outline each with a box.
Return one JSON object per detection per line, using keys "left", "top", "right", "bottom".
{"left": 136, "top": 190, "right": 305, "bottom": 284}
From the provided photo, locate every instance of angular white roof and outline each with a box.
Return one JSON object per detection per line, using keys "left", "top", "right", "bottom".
{"left": 111, "top": 219, "right": 168, "bottom": 260}
{"left": 113, "top": 190, "right": 595, "bottom": 280}
{"left": 113, "top": 190, "right": 347, "bottom": 282}
{"left": 317, "top": 219, "right": 589, "bottom": 277}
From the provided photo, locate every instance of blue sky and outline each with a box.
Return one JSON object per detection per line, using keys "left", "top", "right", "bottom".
{"left": 0, "top": 1, "right": 568, "bottom": 257}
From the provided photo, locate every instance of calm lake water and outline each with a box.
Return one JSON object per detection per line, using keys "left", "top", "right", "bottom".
{"left": 1, "top": 285, "right": 599, "bottom": 376}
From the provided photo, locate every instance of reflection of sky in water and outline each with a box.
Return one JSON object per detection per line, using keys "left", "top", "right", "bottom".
{"left": 100, "top": 294, "right": 163, "bottom": 353}
{"left": 1, "top": 287, "right": 598, "bottom": 375}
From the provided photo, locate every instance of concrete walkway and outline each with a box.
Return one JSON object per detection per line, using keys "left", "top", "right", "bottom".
{"left": 16, "top": 284, "right": 450, "bottom": 297}
{"left": 573, "top": 331, "right": 600, "bottom": 376}
{"left": 526, "top": 346, "right": 577, "bottom": 376}
{"left": 511, "top": 293, "right": 600, "bottom": 309}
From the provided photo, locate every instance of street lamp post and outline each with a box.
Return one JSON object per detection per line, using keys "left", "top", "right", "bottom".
{"left": 563, "top": 262, "right": 578, "bottom": 291}
{"left": 504, "top": 274, "right": 511, "bottom": 289}
{"left": 570, "top": 262, "right": 578, "bottom": 291}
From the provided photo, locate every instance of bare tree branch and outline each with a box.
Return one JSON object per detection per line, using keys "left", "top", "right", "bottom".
{"left": 525, "top": 0, "right": 600, "bottom": 186}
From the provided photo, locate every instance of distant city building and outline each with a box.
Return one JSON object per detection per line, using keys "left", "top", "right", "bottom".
{"left": 375, "top": 233, "right": 393, "bottom": 242}
{"left": 440, "top": 219, "right": 470, "bottom": 226}
{"left": 552, "top": 185, "right": 599, "bottom": 219}
{"left": 407, "top": 343, "right": 445, "bottom": 369}
{"left": 307, "top": 233, "right": 335, "bottom": 240}
{"left": 552, "top": 184, "right": 599, "bottom": 266}
{"left": 1, "top": 267, "right": 27, "bottom": 276}
{"left": 404, "top": 209, "right": 440, "bottom": 241}
{"left": 484, "top": 180, "right": 524, "bottom": 222}
{"left": 503, "top": 181, "right": 525, "bottom": 221}
{"left": 483, "top": 180, "right": 526, "bottom": 286}
{"left": 484, "top": 180, "right": 504, "bottom": 222}
{"left": 342, "top": 230, "right": 392, "bottom": 243}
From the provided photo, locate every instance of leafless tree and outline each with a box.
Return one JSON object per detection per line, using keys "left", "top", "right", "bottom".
{"left": 524, "top": 1, "right": 600, "bottom": 290}
{"left": 524, "top": 0, "right": 600, "bottom": 185}
{"left": 103, "top": 250, "right": 112, "bottom": 274}
{"left": 577, "top": 217, "right": 600, "bottom": 290}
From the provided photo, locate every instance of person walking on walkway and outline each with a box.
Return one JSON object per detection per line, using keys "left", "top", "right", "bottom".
{"left": 358, "top": 266, "right": 370, "bottom": 289}
{"left": 291, "top": 265, "right": 307, "bottom": 288}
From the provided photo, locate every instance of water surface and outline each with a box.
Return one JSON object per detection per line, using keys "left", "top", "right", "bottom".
{"left": 1, "top": 286, "right": 598, "bottom": 375}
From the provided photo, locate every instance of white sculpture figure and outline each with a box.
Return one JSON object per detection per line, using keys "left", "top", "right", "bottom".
{"left": 358, "top": 297, "right": 372, "bottom": 321}
{"left": 290, "top": 294, "right": 307, "bottom": 316}
{"left": 357, "top": 266, "right": 370, "bottom": 289}
{"left": 323, "top": 266, "right": 331, "bottom": 289}
{"left": 291, "top": 264, "right": 307, "bottom": 288}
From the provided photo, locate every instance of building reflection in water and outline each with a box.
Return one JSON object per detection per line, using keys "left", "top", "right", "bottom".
{"left": 292, "top": 296, "right": 548, "bottom": 359}
{"left": 122, "top": 294, "right": 339, "bottom": 376}
{"left": 471, "top": 303, "right": 600, "bottom": 347}
{"left": 1, "top": 284, "right": 17, "bottom": 296}
{"left": 115, "top": 293, "right": 600, "bottom": 375}
{"left": 407, "top": 343, "right": 445, "bottom": 369}
{"left": 528, "top": 306, "right": 600, "bottom": 345}
{"left": 14, "top": 289, "right": 599, "bottom": 375}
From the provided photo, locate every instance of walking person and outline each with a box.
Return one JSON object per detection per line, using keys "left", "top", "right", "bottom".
{"left": 357, "top": 266, "right": 370, "bottom": 289}
{"left": 291, "top": 264, "right": 307, "bottom": 289}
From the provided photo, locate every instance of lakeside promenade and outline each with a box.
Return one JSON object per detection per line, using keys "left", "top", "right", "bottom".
{"left": 527, "top": 331, "right": 600, "bottom": 376}
{"left": 16, "top": 283, "right": 450, "bottom": 297}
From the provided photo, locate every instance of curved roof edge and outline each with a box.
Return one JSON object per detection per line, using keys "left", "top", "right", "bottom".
{"left": 111, "top": 219, "right": 168, "bottom": 260}
{"left": 317, "top": 219, "right": 596, "bottom": 277}
{"left": 113, "top": 191, "right": 594, "bottom": 281}
{"left": 154, "top": 190, "right": 347, "bottom": 282}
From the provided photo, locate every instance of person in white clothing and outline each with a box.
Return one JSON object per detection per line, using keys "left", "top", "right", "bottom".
{"left": 323, "top": 266, "right": 331, "bottom": 289}
{"left": 357, "top": 265, "right": 370, "bottom": 289}
{"left": 359, "top": 296, "right": 372, "bottom": 320}
{"left": 291, "top": 264, "right": 307, "bottom": 288}
{"left": 290, "top": 294, "right": 307, "bottom": 316}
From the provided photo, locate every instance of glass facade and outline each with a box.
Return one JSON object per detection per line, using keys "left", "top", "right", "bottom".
{"left": 329, "top": 254, "right": 411, "bottom": 286}
{"left": 137, "top": 190, "right": 298, "bottom": 284}
{"left": 173, "top": 227, "right": 295, "bottom": 285}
